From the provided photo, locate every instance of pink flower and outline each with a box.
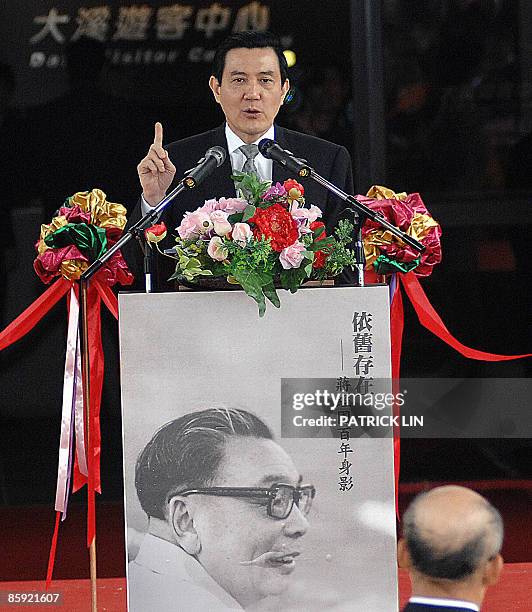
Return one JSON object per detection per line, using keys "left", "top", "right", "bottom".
{"left": 200, "top": 199, "right": 219, "bottom": 213}
{"left": 263, "top": 182, "right": 287, "bottom": 200}
{"left": 291, "top": 205, "right": 322, "bottom": 224}
{"left": 177, "top": 213, "right": 199, "bottom": 239}
{"left": 216, "top": 197, "right": 248, "bottom": 214}
{"left": 231, "top": 222, "right": 253, "bottom": 246}
{"left": 207, "top": 236, "right": 228, "bottom": 261}
{"left": 177, "top": 210, "right": 213, "bottom": 238}
{"left": 279, "top": 241, "right": 306, "bottom": 269}
{"left": 210, "top": 210, "right": 232, "bottom": 236}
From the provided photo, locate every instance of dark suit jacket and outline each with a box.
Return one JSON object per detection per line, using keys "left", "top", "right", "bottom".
{"left": 124, "top": 124, "right": 354, "bottom": 289}
{"left": 402, "top": 603, "right": 479, "bottom": 612}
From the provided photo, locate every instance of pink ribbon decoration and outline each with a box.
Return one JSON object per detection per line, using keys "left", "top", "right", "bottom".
{"left": 54, "top": 287, "right": 80, "bottom": 515}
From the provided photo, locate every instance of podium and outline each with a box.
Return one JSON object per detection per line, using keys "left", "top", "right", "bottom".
{"left": 119, "top": 286, "right": 398, "bottom": 611}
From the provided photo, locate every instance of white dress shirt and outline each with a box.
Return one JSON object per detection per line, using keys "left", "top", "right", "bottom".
{"left": 128, "top": 533, "right": 244, "bottom": 611}
{"left": 409, "top": 595, "right": 480, "bottom": 611}
{"left": 225, "top": 123, "right": 275, "bottom": 182}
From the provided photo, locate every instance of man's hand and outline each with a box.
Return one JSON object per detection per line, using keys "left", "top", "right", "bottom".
{"left": 137, "top": 122, "right": 176, "bottom": 206}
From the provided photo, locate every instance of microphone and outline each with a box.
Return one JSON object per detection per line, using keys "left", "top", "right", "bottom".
{"left": 258, "top": 139, "right": 311, "bottom": 178}
{"left": 182, "top": 146, "right": 226, "bottom": 189}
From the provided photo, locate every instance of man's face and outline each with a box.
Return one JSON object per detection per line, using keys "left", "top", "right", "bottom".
{"left": 209, "top": 47, "right": 290, "bottom": 144}
{"left": 190, "top": 436, "right": 309, "bottom": 607}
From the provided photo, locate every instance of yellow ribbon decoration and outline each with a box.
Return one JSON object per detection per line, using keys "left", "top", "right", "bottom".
{"left": 407, "top": 212, "right": 439, "bottom": 241}
{"left": 366, "top": 185, "right": 408, "bottom": 201}
{"left": 60, "top": 260, "right": 89, "bottom": 281}
{"left": 71, "top": 188, "right": 128, "bottom": 230}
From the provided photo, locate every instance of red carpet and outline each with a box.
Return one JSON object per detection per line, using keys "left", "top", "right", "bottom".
{"left": 1, "top": 565, "right": 530, "bottom": 611}
{"left": 2, "top": 480, "right": 530, "bottom": 582}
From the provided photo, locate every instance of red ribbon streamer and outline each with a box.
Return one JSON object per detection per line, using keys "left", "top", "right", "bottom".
{"left": 390, "top": 282, "right": 404, "bottom": 513}
{"left": 0, "top": 278, "right": 72, "bottom": 350}
{"left": 399, "top": 272, "right": 532, "bottom": 361}
{"left": 45, "top": 511, "right": 61, "bottom": 590}
{"left": 70, "top": 283, "right": 102, "bottom": 548}
{"left": 70, "top": 280, "right": 118, "bottom": 547}
{"left": 95, "top": 280, "right": 119, "bottom": 320}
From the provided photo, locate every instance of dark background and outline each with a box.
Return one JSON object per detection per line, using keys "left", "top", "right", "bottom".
{"left": 0, "top": 0, "right": 530, "bottom": 576}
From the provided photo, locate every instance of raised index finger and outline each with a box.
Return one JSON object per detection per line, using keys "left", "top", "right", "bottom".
{"left": 154, "top": 122, "right": 163, "bottom": 147}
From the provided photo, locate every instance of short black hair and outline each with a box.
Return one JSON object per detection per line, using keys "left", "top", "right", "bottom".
{"left": 135, "top": 408, "right": 274, "bottom": 520}
{"left": 402, "top": 491, "right": 504, "bottom": 581}
{"left": 211, "top": 30, "right": 289, "bottom": 84}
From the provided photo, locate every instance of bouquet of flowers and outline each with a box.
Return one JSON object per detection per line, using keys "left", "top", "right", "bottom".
{"left": 146, "top": 173, "right": 357, "bottom": 316}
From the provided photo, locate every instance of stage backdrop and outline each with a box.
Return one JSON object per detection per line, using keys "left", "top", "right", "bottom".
{"left": 119, "top": 286, "right": 398, "bottom": 611}
{"left": 0, "top": 1, "right": 350, "bottom": 109}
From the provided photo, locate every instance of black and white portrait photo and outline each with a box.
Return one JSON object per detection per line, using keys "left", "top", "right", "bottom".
{"left": 119, "top": 288, "right": 398, "bottom": 610}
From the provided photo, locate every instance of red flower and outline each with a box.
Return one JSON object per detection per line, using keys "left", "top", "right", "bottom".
{"left": 310, "top": 221, "right": 329, "bottom": 269}
{"left": 249, "top": 203, "right": 299, "bottom": 252}
{"left": 283, "top": 178, "right": 305, "bottom": 196}
{"left": 145, "top": 222, "right": 167, "bottom": 243}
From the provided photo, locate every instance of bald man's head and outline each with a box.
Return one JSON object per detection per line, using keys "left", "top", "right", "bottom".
{"left": 402, "top": 486, "right": 503, "bottom": 581}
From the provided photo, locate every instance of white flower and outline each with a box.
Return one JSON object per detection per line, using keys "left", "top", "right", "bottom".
{"left": 210, "top": 210, "right": 232, "bottom": 236}
{"left": 207, "top": 236, "right": 228, "bottom": 261}
{"left": 231, "top": 222, "right": 253, "bottom": 246}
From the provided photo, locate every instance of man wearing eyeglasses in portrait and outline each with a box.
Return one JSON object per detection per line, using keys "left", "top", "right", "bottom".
{"left": 128, "top": 407, "right": 315, "bottom": 611}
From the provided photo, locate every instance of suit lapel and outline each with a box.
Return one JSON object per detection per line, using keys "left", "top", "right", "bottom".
{"left": 272, "top": 125, "right": 292, "bottom": 185}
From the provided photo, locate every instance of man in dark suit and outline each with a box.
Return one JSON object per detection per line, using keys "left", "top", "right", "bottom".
{"left": 126, "top": 31, "right": 353, "bottom": 289}
{"left": 399, "top": 486, "right": 504, "bottom": 612}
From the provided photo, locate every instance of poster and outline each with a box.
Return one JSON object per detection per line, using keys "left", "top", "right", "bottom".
{"left": 119, "top": 286, "right": 398, "bottom": 611}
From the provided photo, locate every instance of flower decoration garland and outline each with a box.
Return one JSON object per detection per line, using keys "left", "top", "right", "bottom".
{"left": 358, "top": 185, "right": 442, "bottom": 276}
{"left": 34, "top": 188, "right": 134, "bottom": 286}
{"left": 145, "top": 173, "right": 358, "bottom": 316}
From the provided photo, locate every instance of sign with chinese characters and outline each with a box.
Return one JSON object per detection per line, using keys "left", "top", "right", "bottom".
{"left": 0, "top": 1, "right": 350, "bottom": 108}
{"left": 28, "top": 2, "right": 270, "bottom": 67}
{"left": 119, "top": 285, "right": 397, "bottom": 611}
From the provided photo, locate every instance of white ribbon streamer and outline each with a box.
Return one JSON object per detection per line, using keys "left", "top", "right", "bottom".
{"left": 74, "top": 330, "right": 87, "bottom": 477}
{"left": 54, "top": 287, "right": 79, "bottom": 513}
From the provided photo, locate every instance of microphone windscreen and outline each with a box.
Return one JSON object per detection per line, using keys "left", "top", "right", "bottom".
{"left": 206, "top": 146, "right": 227, "bottom": 167}
{"left": 258, "top": 138, "right": 275, "bottom": 157}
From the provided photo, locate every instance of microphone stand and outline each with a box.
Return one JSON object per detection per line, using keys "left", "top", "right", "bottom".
{"left": 77, "top": 178, "right": 189, "bottom": 611}
{"left": 306, "top": 168, "right": 425, "bottom": 286}
{"left": 134, "top": 234, "right": 154, "bottom": 293}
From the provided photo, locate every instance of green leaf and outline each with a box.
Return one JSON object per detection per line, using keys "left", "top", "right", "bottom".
{"left": 232, "top": 266, "right": 273, "bottom": 317}
{"left": 312, "top": 226, "right": 326, "bottom": 239}
{"left": 230, "top": 171, "right": 246, "bottom": 182}
{"left": 242, "top": 204, "right": 256, "bottom": 222}
{"left": 279, "top": 267, "right": 308, "bottom": 293}
{"left": 227, "top": 212, "right": 243, "bottom": 224}
{"left": 312, "top": 236, "right": 334, "bottom": 251}
{"left": 262, "top": 282, "right": 280, "bottom": 308}
{"left": 232, "top": 171, "right": 272, "bottom": 207}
